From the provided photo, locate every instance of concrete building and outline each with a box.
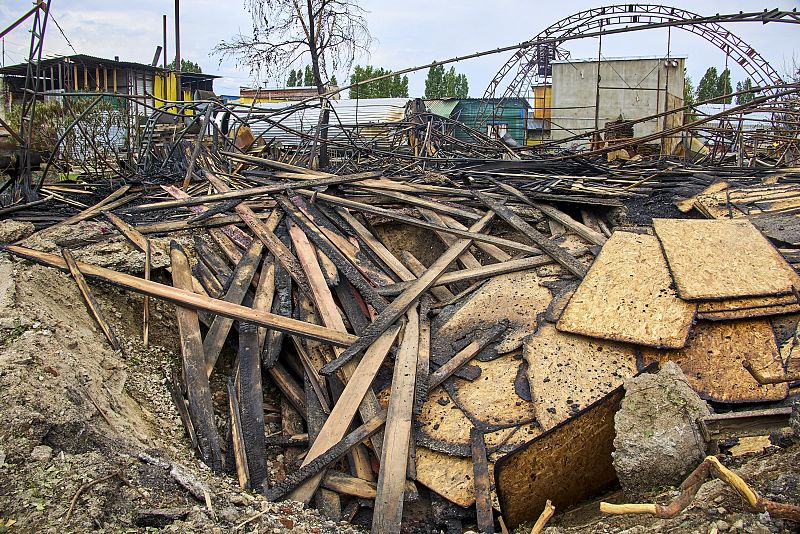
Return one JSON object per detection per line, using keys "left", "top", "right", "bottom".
{"left": 549, "top": 55, "right": 685, "bottom": 148}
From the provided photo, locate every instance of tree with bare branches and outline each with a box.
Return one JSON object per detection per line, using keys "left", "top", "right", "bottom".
{"left": 215, "top": 0, "right": 371, "bottom": 167}
{"left": 215, "top": 0, "right": 371, "bottom": 93}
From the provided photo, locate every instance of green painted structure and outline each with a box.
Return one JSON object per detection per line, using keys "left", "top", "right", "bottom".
{"left": 425, "top": 97, "right": 530, "bottom": 145}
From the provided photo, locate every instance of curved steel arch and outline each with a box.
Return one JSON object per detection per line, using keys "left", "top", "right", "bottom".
{"left": 479, "top": 4, "right": 784, "bottom": 126}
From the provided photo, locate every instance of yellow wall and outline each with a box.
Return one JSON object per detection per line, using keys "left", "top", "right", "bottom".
{"left": 532, "top": 85, "right": 552, "bottom": 120}
{"left": 153, "top": 72, "right": 194, "bottom": 114}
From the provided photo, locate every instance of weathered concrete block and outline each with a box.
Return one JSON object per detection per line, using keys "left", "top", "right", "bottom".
{"left": 613, "top": 361, "right": 711, "bottom": 497}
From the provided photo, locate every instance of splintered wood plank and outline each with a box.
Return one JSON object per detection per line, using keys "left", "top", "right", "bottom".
{"left": 432, "top": 271, "right": 551, "bottom": 359}
{"left": 471, "top": 428, "right": 495, "bottom": 534}
{"left": 6, "top": 245, "right": 357, "bottom": 347}
{"left": 237, "top": 322, "right": 268, "bottom": 489}
{"left": 447, "top": 353, "right": 537, "bottom": 429}
{"left": 698, "top": 303, "right": 800, "bottom": 321}
{"left": 557, "top": 232, "right": 696, "bottom": 348}
{"left": 523, "top": 323, "right": 637, "bottom": 431}
{"left": 373, "top": 308, "right": 420, "bottom": 534}
{"left": 474, "top": 190, "right": 587, "bottom": 278}
{"left": 227, "top": 378, "right": 250, "bottom": 488}
{"left": 320, "top": 212, "right": 495, "bottom": 376}
{"left": 495, "top": 388, "right": 624, "bottom": 530}
{"left": 640, "top": 320, "right": 789, "bottom": 403}
{"left": 202, "top": 239, "right": 264, "bottom": 375}
{"left": 653, "top": 218, "right": 797, "bottom": 301}
{"left": 62, "top": 248, "right": 121, "bottom": 351}
{"left": 170, "top": 242, "right": 223, "bottom": 472}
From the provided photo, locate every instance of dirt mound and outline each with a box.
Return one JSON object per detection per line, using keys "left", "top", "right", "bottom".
{"left": 0, "top": 252, "right": 361, "bottom": 533}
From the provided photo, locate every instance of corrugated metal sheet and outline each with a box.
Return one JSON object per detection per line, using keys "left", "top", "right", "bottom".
{"left": 425, "top": 99, "right": 460, "bottom": 118}
{"left": 451, "top": 99, "right": 530, "bottom": 145}
{"left": 240, "top": 98, "right": 411, "bottom": 147}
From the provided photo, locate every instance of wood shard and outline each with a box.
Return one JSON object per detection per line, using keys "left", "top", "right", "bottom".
{"left": 557, "top": 231, "right": 696, "bottom": 348}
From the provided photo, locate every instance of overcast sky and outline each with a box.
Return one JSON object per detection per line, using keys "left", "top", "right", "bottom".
{"left": 1, "top": 0, "right": 798, "bottom": 98}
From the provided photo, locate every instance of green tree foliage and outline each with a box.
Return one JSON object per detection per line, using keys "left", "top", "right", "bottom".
{"left": 735, "top": 78, "right": 755, "bottom": 104}
{"left": 287, "top": 69, "right": 297, "bottom": 87}
{"left": 304, "top": 65, "right": 314, "bottom": 86}
{"left": 330, "top": 74, "right": 338, "bottom": 86}
{"left": 166, "top": 58, "right": 202, "bottom": 73}
{"left": 696, "top": 67, "right": 719, "bottom": 103}
{"left": 348, "top": 65, "right": 409, "bottom": 98}
{"left": 716, "top": 68, "right": 733, "bottom": 104}
{"left": 424, "top": 65, "right": 468, "bottom": 98}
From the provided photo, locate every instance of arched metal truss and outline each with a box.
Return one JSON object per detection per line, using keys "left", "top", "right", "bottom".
{"left": 479, "top": 4, "right": 787, "bottom": 126}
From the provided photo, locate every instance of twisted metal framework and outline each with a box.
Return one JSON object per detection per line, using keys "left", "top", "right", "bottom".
{"left": 479, "top": 4, "right": 792, "bottom": 126}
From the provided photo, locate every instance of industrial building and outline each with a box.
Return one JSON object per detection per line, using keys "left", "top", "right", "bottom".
{"left": 548, "top": 55, "right": 685, "bottom": 149}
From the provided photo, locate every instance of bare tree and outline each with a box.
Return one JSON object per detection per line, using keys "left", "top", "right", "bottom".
{"left": 215, "top": 0, "right": 371, "bottom": 93}
{"left": 216, "top": 0, "right": 371, "bottom": 167}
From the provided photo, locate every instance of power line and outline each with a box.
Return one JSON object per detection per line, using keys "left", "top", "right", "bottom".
{"left": 49, "top": 11, "right": 78, "bottom": 56}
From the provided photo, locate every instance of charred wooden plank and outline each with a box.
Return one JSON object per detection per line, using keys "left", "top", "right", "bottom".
{"left": 401, "top": 251, "right": 455, "bottom": 302}
{"left": 127, "top": 170, "right": 381, "bottom": 213}
{"left": 227, "top": 378, "right": 250, "bottom": 488}
{"left": 373, "top": 308, "right": 420, "bottom": 534}
{"left": 62, "top": 248, "right": 121, "bottom": 351}
{"left": 278, "top": 194, "right": 389, "bottom": 312}
{"left": 170, "top": 242, "right": 223, "bottom": 472}
{"left": 473, "top": 190, "right": 587, "bottom": 278}
{"left": 288, "top": 325, "right": 399, "bottom": 503}
{"left": 471, "top": 427, "right": 495, "bottom": 534}
{"left": 268, "top": 362, "right": 307, "bottom": 418}
{"left": 292, "top": 194, "right": 394, "bottom": 287}
{"left": 428, "top": 321, "right": 509, "bottom": 390}
{"left": 202, "top": 239, "right": 264, "bottom": 375}
{"left": 319, "top": 211, "right": 496, "bottom": 376}
{"left": 237, "top": 322, "right": 268, "bottom": 489}
{"left": 265, "top": 412, "right": 387, "bottom": 501}
{"left": 6, "top": 245, "right": 357, "bottom": 347}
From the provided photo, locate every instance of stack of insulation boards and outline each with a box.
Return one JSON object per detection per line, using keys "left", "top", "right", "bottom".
{"left": 496, "top": 217, "right": 797, "bottom": 529}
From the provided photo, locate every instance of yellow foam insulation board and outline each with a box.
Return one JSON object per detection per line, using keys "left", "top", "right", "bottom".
{"left": 653, "top": 218, "right": 797, "bottom": 301}
{"left": 557, "top": 231, "right": 696, "bottom": 348}
{"left": 640, "top": 319, "right": 788, "bottom": 403}
{"left": 524, "top": 323, "right": 637, "bottom": 431}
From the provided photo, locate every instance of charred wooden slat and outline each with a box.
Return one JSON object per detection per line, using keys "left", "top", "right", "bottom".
{"left": 428, "top": 321, "right": 508, "bottom": 390}
{"left": 471, "top": 427, "right": 495, "bottom": 534}
{"left": 237, "top": 322, "right": 268, "bottom": 489}
{"left": 292, "top": 194, "right": 395, "bottom": 287}
{"left": 202, "top": 239, "right": 264, "bottom": 375}
{"left": 128, "top": 170, "right": 380, "bottom": 213}
{"left": 62, "top": 248, "right": 121, "bottom": 352}
{"left": 170, "top": 242, "right": 223, "bottom": 472}
{"left": 268, "top": 362, "right": 307, "bottom": 418}
{"left": 5, "top": 245, "right": 357, "bottom": 347}
{"left": 265, "top": 412, "right": 386, "bottom": 502}
{"left": 193, "top": 260, "right": 224, "bottom": 299}
{"left": 194, "top": 237, "right": 233, "bottom": 282}
{"left": 205, "top": 173, "right": 313, "bottom": 295}
{"left": 473, "top": 190, "right": 587, "bottom": 278}
{"left": 304, "top": 189, "right": 540, "bottom": 255}
{"left": 167, "top": 367, "right": 197, "bottom": 450}
{"left": 278, "top": 194, "right": 389, "bottom": 312}
{"left": 319, "top": 211, "right": 495, "bottom": 376}
{"left": 401, "top": 251, "right": 455, "bottom": 302}
{"left": 227, "top": 378, "right": 250, "bottom": 488}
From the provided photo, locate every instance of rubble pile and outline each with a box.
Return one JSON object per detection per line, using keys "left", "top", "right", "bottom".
{"left": 1, "top": 103, "right": 799, "bottom": 534}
